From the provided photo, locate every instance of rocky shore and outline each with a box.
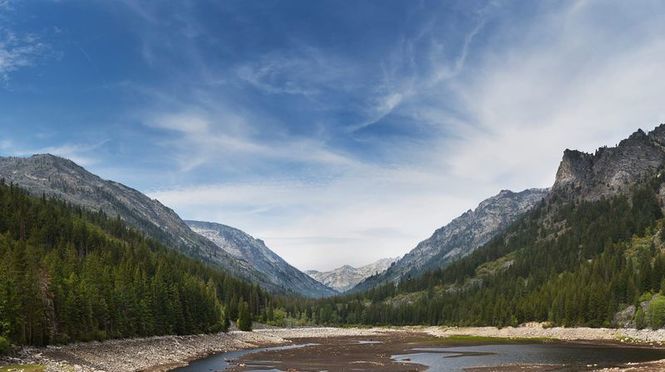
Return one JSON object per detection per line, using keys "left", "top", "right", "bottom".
{"left": 0, "top": 327, "right": 389, "bottom": 372}
{"left": 420, "top": 323, "right": 665, "bottom": 344}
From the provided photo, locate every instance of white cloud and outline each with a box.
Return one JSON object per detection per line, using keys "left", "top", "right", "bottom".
{"left": 0, "top": 31, "right": 45, "bottom": 80}
{"left": 145, "top": 111, "right": 357, "bottom": 173}
{"left": 149, "top": 165, "right": 480, "bottom": 271}
{"left": 0, "top": 3, "right": 47, "bottom": 81}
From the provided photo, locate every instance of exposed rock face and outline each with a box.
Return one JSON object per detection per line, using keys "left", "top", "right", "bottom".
{"left": 306, "top": 257, "right": 398, "bottom": 292}
{"left": 0, "top": 154, "right": 312, "bottom": 296}
{"left": 353, "top": 188, "right": 548, "bottom": 291}
{"left": 553, "top": 125, "right": 665, "bottom": 200}
{"left": 187, "top": 220, "right": 337, "bottom": 298}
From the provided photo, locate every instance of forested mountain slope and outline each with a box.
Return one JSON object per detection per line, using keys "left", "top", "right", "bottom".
{"left": 0, "top": 154, "right": 322, "bottom": 297}
{"left": 353, "top": 188, "right": 548, "bottom": 292}
{"left": 187, "top": 220, "right": 336, "bottom": 297}
{"left": 0, "top": 182, "right": 272, "bottom": 346}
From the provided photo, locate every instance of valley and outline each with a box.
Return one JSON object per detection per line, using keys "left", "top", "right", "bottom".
{"left": 1, "top": 2, "right": 665, "bottom": 370}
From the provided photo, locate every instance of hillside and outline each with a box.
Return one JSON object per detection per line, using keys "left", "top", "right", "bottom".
{"left": 353, "top": 188, "right": 548, "bottom": 292}
{"left": 187, "top": 220, "right": 336, "bottom": 297}
{"left": 0, "top": 182, "right": 271, "bottom": 346}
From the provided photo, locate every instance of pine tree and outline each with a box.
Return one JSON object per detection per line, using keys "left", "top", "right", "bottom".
{"left": 237, "top": 301, "right": 252, "bottom": 331}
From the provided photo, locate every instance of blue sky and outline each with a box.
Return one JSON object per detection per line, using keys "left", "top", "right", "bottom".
{"left": 2, "top": 0, "right": 665, "bottom": 270}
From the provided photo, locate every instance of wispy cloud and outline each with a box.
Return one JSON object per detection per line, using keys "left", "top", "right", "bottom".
{"left": 0, "top": 2, "right": 48, "bottom": 81}
{"left": 236, "top": 47, "right": 352, "bottom": 98}
{"left": 349, "top": 7, "right": 489, "bottom": 132}
{"left": 145, "top": 110, "right": 358, "bottom": 173}
{"left": 0, "top": 30, "right": 46, "bottom": 80}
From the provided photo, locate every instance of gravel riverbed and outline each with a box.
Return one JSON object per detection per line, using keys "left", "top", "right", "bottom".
{"left": 4, "top": 325, "right": 665, "bottom": 371}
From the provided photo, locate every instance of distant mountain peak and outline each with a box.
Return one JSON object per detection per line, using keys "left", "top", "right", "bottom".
{"left": 306, "top": 257, "right": 398, "bottom": 292}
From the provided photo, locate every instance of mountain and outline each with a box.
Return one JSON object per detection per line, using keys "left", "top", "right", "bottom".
{"left": 353, "top": 188, "right": 548, "bottom": 292}
{"left": 306, "top": 258, "right": 398, "bottom": 292}
{"left": 186, "top": 220, "right": 337, "bottom": 297}
{"left": 0, "top": 154, "right": 316, "bottom": 296}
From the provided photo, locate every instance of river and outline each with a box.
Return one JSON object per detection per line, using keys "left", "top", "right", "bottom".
{"left": 174, "top": 333, "right": 665, "bottom": 371}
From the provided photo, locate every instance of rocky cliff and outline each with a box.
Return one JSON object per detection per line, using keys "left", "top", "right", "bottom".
{"left": 553, "top": 125, "right": 665, "bottom": 200}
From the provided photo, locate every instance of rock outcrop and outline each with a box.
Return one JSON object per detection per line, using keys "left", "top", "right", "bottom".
{"left": 553, "top": 125, "right": 665, "bottom": 200}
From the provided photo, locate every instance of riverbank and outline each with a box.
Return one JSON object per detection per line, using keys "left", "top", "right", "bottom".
{"left": 419, "top": 323, "right": 665, "bottom": 345}
{"left": 4, "top": 324, "right": 665, "bottom": 371}
{"left": 0, "top": 327, "right": 390, "bottom": 372}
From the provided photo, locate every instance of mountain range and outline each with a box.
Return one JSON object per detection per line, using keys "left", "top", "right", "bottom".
{"left": 0, "top": 154, "right": 332, "bottom": 297}
{"left": 8, "top": 125, "right": 662, "bottom": 300}
{"left": 306, "top": 257, "right": 397, "bottom": 292}
{"left": 4, "top": 123, "right": 665, "bottom": 341}
{"left": 0, "top": 153, "right": 554, "bottom": 298}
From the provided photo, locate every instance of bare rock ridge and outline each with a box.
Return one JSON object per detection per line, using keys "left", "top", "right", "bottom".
{"left": 352, "top": 188, "right": 549, "bottom": 292}
{"left": 306, "top": 257, "right": 398, "bottom": 292}
{"left": 0, "top": 154, "right": 330, "bottom": 297}
{"left": 553, "top": 124, "right": 665, "bottom": 200}
{"left": 186, "top": 220, "right": 337, "bottom": 297}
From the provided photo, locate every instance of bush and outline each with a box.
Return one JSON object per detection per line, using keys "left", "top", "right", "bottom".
{"left": 0, "top": 336, "right": 10, "bottom": 355}
{"left": 649, "top": 295, "right": 665, "bottom": 329}
{"left": 635, "top": 308, "right": 646, "bottom": 329}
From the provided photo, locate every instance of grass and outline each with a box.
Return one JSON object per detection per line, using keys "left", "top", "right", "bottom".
{"left": 0, "top": 365, "right": 46, "bottom": 372}
{"left": 430, "top": 334, "right": 556, "bottom": 345}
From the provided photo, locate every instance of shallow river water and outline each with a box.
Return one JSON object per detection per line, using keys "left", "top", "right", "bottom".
{"left": 392, "top": 343, "right": 665, "bottom": 370}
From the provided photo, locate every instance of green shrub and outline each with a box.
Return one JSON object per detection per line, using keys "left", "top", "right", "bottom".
{"left": 635, "top": 308, "right": 646, "bottom": 329}
{"left": 0, "top": 336, "right": 10, "bottom": 355}
{"left": 649, "top": 295, "right": 665, "bottom": 329}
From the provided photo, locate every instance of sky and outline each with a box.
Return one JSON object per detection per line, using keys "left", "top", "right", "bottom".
{"left": 2, "top": 0, "right": 665, "bottom": 271}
